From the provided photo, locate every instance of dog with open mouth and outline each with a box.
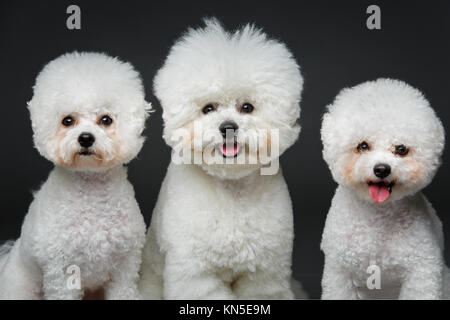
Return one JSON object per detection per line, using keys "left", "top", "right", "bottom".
{"left": 320, "top": 78, "right": 450, "bottom": 299}
{"left": 0, "top": 52, "right": 151, "bottom": 299}
{"left": 139, "top": 18, "right": 306, "bottom": 299}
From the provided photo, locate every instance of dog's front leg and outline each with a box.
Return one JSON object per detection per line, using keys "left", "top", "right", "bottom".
{"left": 399, "top": 260, "right": 443, "bottom": 300}
{"left": 321, "top": 258, "right": 359, "bottom": 300}
{"left": 42, "top": 263, "right": 83, "bottom": 300}
{"left": 139, "top": 229, "right": 164, "bottom": 299}
{"left": 104, "top": 254, "right": 142, "bottom": 300}
{"left": 0, "top": 241, "right": 42, "bottom": 299}
{"left": 233, "top": 270, "right": 294, "bottom": 299}
{"left": 164, "top": 251, "right": 236, "bottom": 300}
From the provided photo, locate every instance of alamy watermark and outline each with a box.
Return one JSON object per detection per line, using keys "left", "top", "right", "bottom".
{"left": 366, "top": 264, "right": 381, "bottom": 290}
{"left": 169, "top": 121, "right": 280, "bottom": 175}
{"left": 66, "top": 264, "right": 81, "bottom": 290}
{"left": 366, "top": 5, "right": 381, "bottom": 30}
{"left": 66, "top": 5, "right": 81, "bottom": 30}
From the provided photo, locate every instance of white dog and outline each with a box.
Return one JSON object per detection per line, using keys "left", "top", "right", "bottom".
{"left": 139, "top": 19, "right": 305, "bottom": 299}
{"left": 0, "top": 52, "right": 151, "bottom": 299}
{"left": 320, "top": 78, "right": 450, "bottom": 299}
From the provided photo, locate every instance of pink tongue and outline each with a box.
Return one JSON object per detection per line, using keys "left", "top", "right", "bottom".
{"left": 369, "top": 184, "right": 390, "bottom": 203}
{"left": 220, "top": 143, "right": 239, "bottom": 157}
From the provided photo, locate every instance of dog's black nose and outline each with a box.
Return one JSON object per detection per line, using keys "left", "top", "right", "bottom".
{"left": 219, "top": 121, "right": 238, "bottom": 138}
{"left": 78, "top": 132, "right": 95, "bottom": 148}
{"left": 373, "top": 163, "right": 391, "bottom": 179}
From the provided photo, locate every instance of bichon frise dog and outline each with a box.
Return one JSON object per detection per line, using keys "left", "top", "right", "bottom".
{"left": 320, "top": 78, "right": 450, "bottom": 299}
{"left": 0, "top": 52, "right": 151, "bottom": 299}
{"left": 139, "top": 19, "right": 305, "bottom": 299}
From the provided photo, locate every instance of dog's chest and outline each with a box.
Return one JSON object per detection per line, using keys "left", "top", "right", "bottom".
{"left": 191, "top": 190, "right": 288, "bottom": 272}
{"left": 337, "top": 220, "right": 409, "bottom": 268}
{"left": 39, "top": 182, "right": 135, "bottom": 268}
{"left": 327, "top": 203, "right": 417, "bottom": 281}
{"left": 203, "top": 213, "right": 260, "bottom": 271}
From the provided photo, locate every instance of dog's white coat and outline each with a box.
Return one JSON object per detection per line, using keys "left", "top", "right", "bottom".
{"left": 320, "top": 79, "right": 450, "bottom": 299}
{"left": 139, "top": 19, "right": 306, "bottom": 299}
{"left": 0, "top": 52, "right": 150, "bottom": 299}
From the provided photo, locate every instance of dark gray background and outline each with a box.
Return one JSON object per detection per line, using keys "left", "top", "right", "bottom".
{"left": 1, "top": 0, "right": 449, "bottom": 299}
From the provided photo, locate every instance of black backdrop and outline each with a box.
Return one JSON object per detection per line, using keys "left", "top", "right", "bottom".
{"left": 0, "top": 0, "right": 449, "bottom": 298}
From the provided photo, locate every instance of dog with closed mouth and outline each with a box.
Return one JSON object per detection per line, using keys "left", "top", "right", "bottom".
{"left": 139, "top": 19, "right": 306, "bottom": 299}
{"left": 0, "top": 52, "right": 151, "bottom": 299}
{"left": 320, "top": 78, "right": 450, "bottom": 299}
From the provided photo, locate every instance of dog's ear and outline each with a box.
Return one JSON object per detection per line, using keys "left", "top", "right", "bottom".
{"left": 131, "top": 101, "right": 153, "bottom": 138}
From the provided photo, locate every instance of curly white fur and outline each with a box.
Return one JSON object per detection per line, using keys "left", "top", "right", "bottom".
{"left": 0, "top": 52, "right": 151, "bottom": 299}
{"left": 320, "top": 78, "right": 449, "bottom": 299}
{"left": 139, "top": 18, "right": 306, "bottom": 299}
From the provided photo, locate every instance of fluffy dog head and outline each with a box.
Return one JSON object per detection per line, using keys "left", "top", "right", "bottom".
{"left": 28, "top": 52, "right": 151, "bottom": 171}
{"left": 321, "top": 78, "right": 445, "bottom": 204}
{"left": 154, "top": 18, "right": 303, "bottom": 179}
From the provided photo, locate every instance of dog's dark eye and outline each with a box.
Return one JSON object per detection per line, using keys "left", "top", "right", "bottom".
{"left": 202, "top": 104, "right": 216, "bottom": 114}
{"left": 357, "top": 141, "right": 370, "bottom": 153}
{"left": 240, "top": 103, "right": 254, "bottom": 114}
{"left": 61, "top": 116, "right": 75, "bottom": 127}
{"left": 394, "top": 144, "right": 409, "bottom": 156}
{"left": 99, "top": 115, "right": 113, "bottom": 126}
